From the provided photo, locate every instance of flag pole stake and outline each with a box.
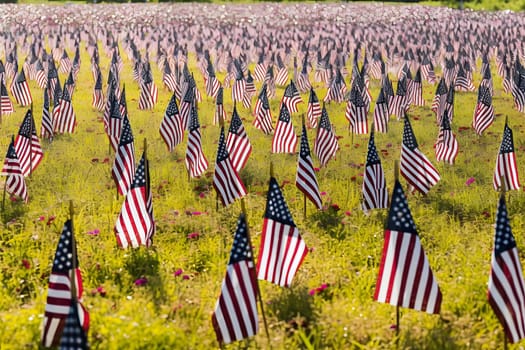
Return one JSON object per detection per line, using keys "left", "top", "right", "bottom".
{"left": 395, "top": 305, "right": 400, "bottom": 347}
{"left": 241, "top": 198, "right": 271, "bottom": 347}
{"left": 69, "top": 200, "right": 78, "bottom": 301}
{"left": 2, "top": 176, "right": 7, "bottom": 212}
{"left": 504, "top": 334, "right": 508, "bottom": 350}
{"left": 394, "top": 160, "right": 400, "bottom": 181}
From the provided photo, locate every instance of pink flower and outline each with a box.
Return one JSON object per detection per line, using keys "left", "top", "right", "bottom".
{"left": 314, "top": 167, "right": 320, "bottom": 172}
{"left": 87, "top": 229, "right": 100, "bottom": 236}
{"left": 174, "top": 269, "right": 183, "bottom": 277}
{"left": 187, "top": 232, "right": 200, "bottom": 240}
{"left": 345, "top": 211, "right": 352, "bottom": 216}
{"left": 21, "top": 259, "right": 31, "bottom": 269}
{"left": 97, "top": 286, "right": 107, "bottom": 297}
{"left": 390, "top": 324, "right": 398, "bottom": 330}
{"left": 465, "top": 177, "right": 475, "bottom": 186}
{"left": 134, "top": 277, "right": 148, "bottom": 286}
{"left": 192, "top": 211, "right": 203, "bottom": 216}
{"left": 309, "top": 289, "right": 317, "bottom": 296}
{"left": 320, "top": 191, "right": 327, "bottom": 196}
{"left": 37, "top": 216, "right": 45, "bottom": 222}
{"left": 182, "top": 275, "right": 190, "bottom": 280}
{"left": 46, "top": 216, "right": 56, "bottom": 226}
{"left": 331, "top": 204, "right": 340, "bottom": 211}
{"left": 199, "top": 192, "right": 206, "bottom": 198}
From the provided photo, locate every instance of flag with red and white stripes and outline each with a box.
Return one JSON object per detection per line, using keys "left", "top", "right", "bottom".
{"left": 314, "top": 105, "right": 339, "bottom": 167}
{"left": 138, "top": 63, "right": 158, "bottom": 110}
{"left": 435, "top": 111, "right": 459, "bottom": 165}
{"left": 488, "top": 195, "right": 525, "bottom": 344}
{"left": 115, "top": 152, "right": 154, "bottom": 249}
{"left": 11, "top": 69, "right": 32, "bottom": 106}
{"left": 112, "top": 115, "right": 135, "bottom": 196}
{"left": 0, "top": 79, "right": 14, "bottom": 115}
{"left": 374, "top": 180, "right": 442, "bottom": 314}
{"left": 272, "top": 104, "right": 297, "bottom": 154}
{"left": 212, "top": 213, "right": 258, "bottom": 345}
{"left": 346, "top": 85, "right": 369, "bottom": 135}
{"left": 42, "top": 220, "right": 89, "bottom": 347}
{"left": 41, "top": 88, "right": 53, "bottom": 141}
{"left": 1, "top": 137, "right": 28, "bottom": 203}
{"left": 92, "top": 69, "right": 104, "bottom": 111}
{"left": 493, "top": 122, "right": 520, "bottom": 191}
{"left": 185, "top": 104, "right": 209, "bottom": 178}
{"left": 213, "top": 126, "right": 247, "bottom": 207}
{"left": 473, "top": 86, "right": 495, "bottom": 136}
{"left": 257, "top": 177, "right": 308, "bottom": 287}
{"left": 253, "top": 84, "right": 274, "bottom": 135}
{"left": 296, "top": 123, "right": 322, "bottom": 210}
{"left": 373, "top": 87, "right": 389, "bottom": 133}
{"left": 362, "top": 130, "right": 388, "bottom": 212}
{"left": 307, "top": 87, "right": 322, "bottom": 129}
{"left": 226, "top": 106, "right": 252, "bottom": 173}
{"left": 55, "top": 82, "right": 76, "bottom": 134}
{"left": 14, "top": 109, "right": 43, "bottom": 177}
{"left": 159, "top": 94, "right": 184, "bottom": 152}
{"left": 400, "top": 116, "right": 440, "bottom": 195}
{"left": 214, "top": 87, "right": 227, "bottom": 125}
{"left": 281, "top": 80, "right": 302, "bottom": 114}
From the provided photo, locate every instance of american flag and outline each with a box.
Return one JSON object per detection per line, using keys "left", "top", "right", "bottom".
{"left": 1, "top": 137, "right": 28, "bottom": 203}
{"left": 71, "top": 46, "right": 81, "bottom": 80}
{"left": 159, "top": 93, "right": 184, "bottom": 152}
{"left": 163, "top": 62, "right": 178, "bottom": 93}
{"left": 281, "top": 80, "right": 302, "bottom": 114}
{"left": 257, "top": 176, "right": 308, "bottom": 286}
{"left": 346, "top": 85, "right": 369, "bottom": 135}
{"left": 48, "top": 58, "right": 59, "bottom": 99}
{"left": 272, "top": 104, "right": 297, "bottom": 154}
{"left": 185, "top": 104, "right": 208, "bottom": 178}
{"left": 324, "top": 69, "right": 346, "bottom": 103}
{"left": 112, "top": 115, "right": 135, "bottom": 196}
{"left": 11, "top": 69, "right": 32, "bottom": 106}
{"left": 34, "top": 59, "right": 47, "bottom": 89}
{"left": 14, "top": 109, "right": 43, "bottom": 177}
{"left": 213, "top": 127, "right": 247, "bottom": 207}
{"left": 115, "top": 152, "right": 154, "bottom": 249}
{"left": 454, "top": 64, "right": 475, "bottom": 92}
{"left": 410, "top": 68, "right": 425, "bottom": 106}
{"left": 138, "top": 62, "right": 158, "bottom": 110}
{"left": 296, "top": 123, "right": 322, "bottom": 210}
{"left": 374, "top": 180, "right": 442, "bottom": 314}
{"left": 253, "top": 84, "right": 274, "bottom": 135}
{"left": 119, "top": 85, "right": 127, "bottom": 120}
{"left": 51, "top": 76, "right": 62, "bottom": 132}
{"left": 0, "top": 79, "right": 14, "bottom": 115}
{"left": 41, "top": 88, "right": 53, "bottom": 141}
{"left": 242, "top": 70, "right": 256, "bottom": 109}
{"left": 108, "top": 98, "right": 123, "bottom": 152}
{"left": 92, "top": 69, "right": 104, "bottom": 111}
{"left": 391, "top": 76, "right": 408, "bottom": 120}
{"left": 362, "top": 130, "right": 388, "bottom": 212}
{"left": 42, "top": 220, "right": 89, "bottom": 347}
{"left": 431, "top": 78, "right": 448, "bottom": 118}
{"left": 179, "top": 83, "right": 194, "bottom": 131}
{"left": 59, "top": 50, "right": 72, "bottom": 74}
{"left": 254, "top": 52, "right": 267, "bottom": 81}
{"left": 205, "top": 59, "right": 221, "bottom": 99}
{"left": 314, "top": 105, "right": 339, "bottom": 167}
{"left": 435, "top": 111, "right": 459, "bottom": 165}
{"left": 295, "top": 55, "right": 311, "bottom": 93}
{"left": 264, "top": 65, "right": 276, "bottom": 99}
{"left": 307, "top": 87, "right": 322, "bottom": 129}
{"left": 442, "top": 84, "right": 455, "bottom": 124}
{"left": 232, "top": 61, "right": 246, "bottom": 103}
{"left": 420, "top": 55, "right": 436, "bottom": 84}
{"left": 275, "top": 54, "right": 289, "bottom": 86}
{"left": 226, "top": 106, "right": 252, "bottom": 173}
{"left": 400, "top": 116, "right": 440, "bottom": 195}
{"left": 488, "top": 195, "right": 525, "bottom": 344}
{"left": 373, "top": 87, "right": 389, "bottom": 133}
{"left": 65, "top": 70, "right": 76, "bottom": 98}
{"left": 55, "top": 81, "right": 76, "bottom": 134}
{"left": 493, "top": 122, "right": 520, "bottom": 191}
{"left": 472, "top": 86, "right": 494, "bottom": 136}
{"left": 214, "top": 87, "right": 227, "bottom": 125}
{"left": 211, "top": 213, "right": 258, "bottom": 345}
{"left": 59, "top": 300, "right": 89, "bottom": 350}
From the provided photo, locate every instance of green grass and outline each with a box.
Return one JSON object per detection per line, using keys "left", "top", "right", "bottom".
{"left": 1, "top": 23, "right": 525, "bottom": 350}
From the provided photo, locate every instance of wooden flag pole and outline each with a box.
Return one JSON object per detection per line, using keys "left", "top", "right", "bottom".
{"left": 69, "top": 200, "right": 78, "bottom": 301}
{"left": 240, "top": 198, "right": 271, "bottom": 347}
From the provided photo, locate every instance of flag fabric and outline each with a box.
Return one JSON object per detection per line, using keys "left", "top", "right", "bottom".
{"left": 253, "top": 84, "right": 273, "bottom": 134}
{"left": 111, "top": 115, "right": 135, "bottom": 196}
{"left": 138, "top": 63, "right": 158, "bottom": 110}
{"left": 362, "top": 130, "right": 388, "bottom": 212}
{"left": 281, "top": 80, "right": 302, "bottom": 114}
{"left": 214, "top": 87, "right": 227, "bottom": 125}
{"left": 55, "top": 82, "right": 76, "bottom": 134}
{"left": 14, "top": 109, "right": 44, "bottom": 177}
{"left": 400, "top": 116, "right": 440, "bottom": 195}
{"left": 431, "top": 78, "right": 448, "bottom": 118}
{"left": 435, "top": 111, "right": 459, "bottom": 165}
{"left": 272, "top": 104, "right": 297, "bottom": 154}
{"left": 391, "top": 76, "right": 408, "bottom": 120}
{"left": 211, "top": 213, "right": 258, "bottom": 345}
{"left": 226, "top": 106, "right": 252, "bottom": 172}
{"left": 373, "top": 87, "right": 389, "bottom": 133}
{"left": 307, "top": 87, "right": 322, "bottom": 129}
{"left": 179, "top": 83, "right": 194, "bottom": 131}
{"left": 374, "top": 180, "right": 442, "bottom": 314}
{"left": 0, "top": 79, "right": 14, "bottom": 115}
{"left": 185, "top": 104, "right": 209, "bottom": 178}
{"left": 59, "top": 300, "right": 90, "bottom": 350}
{"left": 115, "top": 152, "right": 154, "bottom": 249}
{"left": 242, "top": 70, "right": 256, "bottom": 109}
{"left": 42, "top": 220, "right": 89, "bottom": 347}
{"left": 204, "top": 60, "right": 221, "bottom": 99}
{"left": 257, "top": 177, "right": 308, "bottom": 287}
{"left": 163, "top": 63, "right": 178, "bottom": 93}
{"left": 346, "top": 86, "right": 369, "bottom": 135}
{"left": 107, "top": 97, "right": 123, "bottom": 152}
{"left": 11, "top": 69, "right": 32, "bottom": 106}
{"left": 41, "top": 88, "right": 53, "bottom": 141}
{"left": 473, "top": 86, "right": 495, "bottom": 136}
{"left": 232, "top": 62, "right": 246, "bottom": 103}
{"left": 159, "top": 93, "right": 184, "bottom": 152}
{"left": 35, "top": 59, "right": 47, "bottom": 89}
{"left": 493, "top": 122, "right": 520, "bottom": 191}
{"left": 92, "top": 70, "right": 104, "bottom": 111}
{"left": 314, "top": 105, "right": 339, "bottom": 167}
{"left": 1, "top": 137, "right": 28, "bottom": 203}
{"left": 488, "top": 195, "right": 525, "bottom": 344}
{"left": 213, "top": 127, "right": 247, "bottom": 207}
{"left": 296, "top": 123, "right": 322, "bottom": 210}
{"left": 410, "top": 68, "right": 424, "bottom": 106}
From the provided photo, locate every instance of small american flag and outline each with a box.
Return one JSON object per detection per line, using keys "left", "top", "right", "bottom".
{"left": 111, "top": 115, "right": 135, "bottom": 196}
{"left": 179, "top": 83, "right": 194, "bottom": 131}
{"left": 232, "top": 61, "right": 246, "bottom": 103}
{"left": 42, "top": 220, "right": 89, "bottom": 347}
{"left": 14, "top": 109, "right": 43, "bottom": 177}
{"left": 374, "top": 180, "right": 442, "bottom": 314}
{"left": 400, "top": 116, "right": 440, "bottom": 195}
{"left": 211, "top": 213, "right": 258, "bottom": 344}
{"left": 115, "top": 152, "right": 155, "bottom": 249}
{"left": 373, "top": 88, "right": 389, "bottom": 133}
{"left": 362, "top": 130, "right": 388, "bottom": 212}
{"left": 296, "top": 124, "right": 322, "bottom": 209}
{"left": 307, "top": 87, "right": 321, "bottom": 129}
{"left": 1, "top": 137, "right": 28, "bottom": 203}
{"left": 213, "top": 127, "right": 247, "bottom": 207}
{"left": 432, "top": 78, "right": 448, "bottom": 120}
{"left": 257, "top": 177, "right": 308, "bottom": 287}
{"left": 435, "top": 111, "right": 459, "bottom": 165}
{"left": 55, "top": 82, "right": 76, "bottom": 134}
{"left": 107, "top": 98, "right": 123, "bottom": 152}
{"left": 410, "top": 68, "right": 425, "bottom": 106}
{"left": 41, "top": 88, "right": 53, "bottom": 141}
{"left": 488, "top": 195, "right": 525, "bottom": 344}
{"left": 493, "top": 122, "right": 520, "bottom": 191}
{"left": 92, "top": 69, "right": 104, "bottom": 111}
{"left": 314, "top": 105, "right": 339, "bottom": 167}
{"left": 214, "top": 87, "right": 227, "bottom": 125}
{"left": 253, "top": 84, "right": 274, "bottom": 135}
{"left": 34, "top": 59, "right": 47, "bottom": 89}
{"left": 272, "top": 104, "right": 297, "bottom": 154}
{"left": 281, "top": 80, "right": 302, "bottom": 114}
{"left": 163, "top": 63, "right": 178, "bottom": 93}
{"left": 138, "top": 62, "right": 158, "bottom": 110}
{"left": 242, "top": 70, "right": 256, "bottom": 109}
{"left": 226, "top": 106, "right": 252, "bottom": 173}
{"left": 0, "top": 79, "right": 14, "bottom": 115}
{"left": 11, "top": 69, "right": 32, "bottom": 106}
{"left": 159, "top": 94, "right": 184, "bottom": 152}
{"left": 185, "top": 104, "right": 209, "bottom": 178}
{"left": 346, "top": 85, "right": 369, "bottom": 135}
{"left": 59, "top": 50, "right": 72, "bottom": 74}
{"left": 472, "top": 86, "right": 494, "bottom": 136}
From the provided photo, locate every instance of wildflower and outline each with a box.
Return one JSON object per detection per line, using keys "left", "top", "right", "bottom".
{"left": 134, "top": 277, "right": 148, "bottom": 286}
{"left": 87, "top": 229, "right": 100, "bottom": 236}
{"left": 21, "top": 259, "right": 31, "bottom": 269}
{"left": 97, "top": 286, "right": 107, "bottom": 297}
{"left": 174, "top": 269, "right": 183, "bottom": 277}
{"left": 182, "top": 275, "right": 190, "bottom": 280}
{"left": 187, "top": 232, "right": 200, "bottom": 240}
{"left": 37, "top": 216, "right": 45, "bottom": 222}
{"left": 46, "top": 216, "right": 56, "bottom": 226}
{"left": 465, "top": 177, "right": 475, "bottom": 186}
{"left": 314, "top": 167, "right": 320, "bottom": 172}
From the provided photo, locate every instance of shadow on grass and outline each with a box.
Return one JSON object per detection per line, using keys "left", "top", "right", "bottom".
{"left": 1, "top": 198, "right": 29, "bottom": 226}
{"left": 400, "top": 317, "right": 460, "bottom": 350}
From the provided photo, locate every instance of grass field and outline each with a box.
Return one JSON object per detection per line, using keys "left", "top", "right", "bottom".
{"left": 1, "top": 4, "right": 525, "bottom": 350}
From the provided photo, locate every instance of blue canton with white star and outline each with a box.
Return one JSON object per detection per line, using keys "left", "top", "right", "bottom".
{"left": 494, "top": 196, "right": 516, "bottom": 255}
{"left": 386, "top": 181, "right": 417, "bottom": 234}
{"left": 264, "top": 177, "right": 296, "bottom": 227}
{"left": 228, "top": 214, "right": 252, "bottom": 265}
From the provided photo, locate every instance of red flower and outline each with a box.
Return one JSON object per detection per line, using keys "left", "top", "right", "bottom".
{"left": 134, "top": 277, "right": 148, "bottom": 286}
{"left": 21, "top": 259, "right": 31, "bottom": 269}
